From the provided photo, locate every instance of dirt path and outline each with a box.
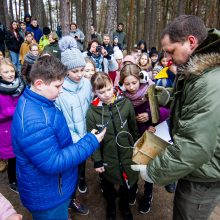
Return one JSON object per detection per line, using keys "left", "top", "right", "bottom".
{"left": 0, "top": 159, "right": 219, "bottom": 220}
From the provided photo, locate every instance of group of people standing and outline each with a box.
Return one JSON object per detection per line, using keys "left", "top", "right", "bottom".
{"left": 0, "top": 14, "right": 220, "bottom": 220}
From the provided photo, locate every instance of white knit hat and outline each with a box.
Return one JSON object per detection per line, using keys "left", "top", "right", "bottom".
{"left": 59, "top": 35, "right": 86, "bottom": 70}
{"left": 113, "top": 49, "right": 123, "bottom": 60}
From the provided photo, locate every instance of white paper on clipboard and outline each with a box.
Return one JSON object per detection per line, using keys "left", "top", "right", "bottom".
{"left": 154, "top": 120, "right": 173, "bottom": 144}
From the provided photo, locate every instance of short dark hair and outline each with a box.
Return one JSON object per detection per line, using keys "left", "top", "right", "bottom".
{"left": 70, "top": 23, "right": 77, "bottom": 29}
{"left": 91, "top": 72, "right": 112, "bottom": 91}
{"left": 30, "top": 55, "right": 67, "bottom": 84}
{"left": 161, "top": 15, "right": 207, "bottom": 44}
{"left": 118, "top": 23, "right": 124, "bottom": 27}
{"left": 87, "top": 39, "right": 100, "bottom": 51}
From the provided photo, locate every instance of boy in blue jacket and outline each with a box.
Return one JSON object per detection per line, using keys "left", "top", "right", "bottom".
{"left": 11, "top": 55, "right": 106, "bottom": 220}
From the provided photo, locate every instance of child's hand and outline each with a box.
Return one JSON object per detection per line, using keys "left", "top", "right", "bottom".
{"left": 91, "top": 128, "right": 107, "bottom": 143}
{"left": 95, "top": 167, "right": 105, "bottom": 173}
{"left": 136, "top": 113, "right": 149, "bottom": 123}
{"left": 148, "top": 126, "right": 156, "bottom": 133}
{"left": 6, "top": 214, "right": 22, "bottom": 220}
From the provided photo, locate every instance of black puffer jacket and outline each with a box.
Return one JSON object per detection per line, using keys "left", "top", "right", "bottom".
{"left": 5, "top": 30, "right": 23, "bottom": 53}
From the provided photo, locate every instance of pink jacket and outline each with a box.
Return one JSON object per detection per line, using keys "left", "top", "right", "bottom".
{"left": 0, "top": 94, "right": 19, "bottom": 159}
{"left": 0, "top": 193, "right": 17, "bottom": 220}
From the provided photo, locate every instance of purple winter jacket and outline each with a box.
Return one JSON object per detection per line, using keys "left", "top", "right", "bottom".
{"left": 0, "top": 94, "right": 19, "bottom": 159}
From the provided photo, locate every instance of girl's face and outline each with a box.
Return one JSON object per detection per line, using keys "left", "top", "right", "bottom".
{"left": 95, "top": 82, "right": 114, "bottom": 105}
{"left": 151, "top": 54, "right": 158, "bottom": 63}
{"left": 161, "top": 57, "right": 168, "bottom": 67}
{"left": 30, "top": 46, "right": 39, "bottom": 56}
{"left": 67, "top": 67, "right": 84, "bottom": 83}
{"left": 140, "top": 54, "right": 148, "bottom": 66}
{"left": 114, "top": 38, "right": 118, "bottom": 44}
{"left": 140, "top": 43, "right": 145, "bottom": 50}
{"left": 26, "top": 33, "right": 33, "bottom": 43}
{"left": 12, "top": 22, "right": 18, "bottom": 30}
{"left": 84, "top": 62, "right": 95, "bottom": 79}
{"left": 0, "top": 64, "right": 15, "bottom": 83}
{"left": 123, "top": 75, "right": 140, "bottom": 94}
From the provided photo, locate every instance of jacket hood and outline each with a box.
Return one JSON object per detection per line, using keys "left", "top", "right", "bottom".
{"left": 179, "top": 53, "right": 220, "bottom": 77}
{"left": 62, "top": 76, "right": 85, "bottom": 93}
{"left": 179, "top": 29, "right": 220, "bottom": 77}
{"left": 91, "top": 87, "right": 124, "bottom": 107}
{"left": 195, "top": 28, "right": 220, "bottom": 54}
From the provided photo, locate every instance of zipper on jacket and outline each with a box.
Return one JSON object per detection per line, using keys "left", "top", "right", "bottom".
{"left": 58, "top": 173, "right": 63, "bottom": 195}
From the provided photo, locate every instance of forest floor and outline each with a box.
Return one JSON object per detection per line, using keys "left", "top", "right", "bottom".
{"left": 0, "top": 158, "right": 219, "bottom": 220}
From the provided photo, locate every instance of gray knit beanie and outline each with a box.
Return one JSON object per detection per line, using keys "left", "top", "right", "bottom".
{"left": 58, "top": 35, "right": 86, "bottom": 70}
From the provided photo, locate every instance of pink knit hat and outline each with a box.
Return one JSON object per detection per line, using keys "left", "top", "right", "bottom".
{"left": 122, "top": 55, "right": 136, "bottom": 65}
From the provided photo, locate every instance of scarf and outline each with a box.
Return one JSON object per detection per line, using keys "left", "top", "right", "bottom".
{"left": 24, "top": 52, "right": 39, "bottom": 64}
{"left": 91, "top": 54, "right": 103, "bottom": 71}
{"left": 0, "top": 75, "right": 25, "bottom": 96}
{"left": 124, "top": 84, "right": 149, "bottom": 107}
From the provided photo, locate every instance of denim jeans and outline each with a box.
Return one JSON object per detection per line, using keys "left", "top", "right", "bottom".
{"left": 9, "top": 50, "right": 21, "bottom": 72}
{"left": 31, "top": 199, "right": 70, "bottom": 220}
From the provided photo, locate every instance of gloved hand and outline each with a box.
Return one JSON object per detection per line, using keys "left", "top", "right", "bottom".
{"left": 131, "top": 165, "right": 153, "bottom": 183}
{"left": 155, "top": 86, "right": 172, "bottom": 106}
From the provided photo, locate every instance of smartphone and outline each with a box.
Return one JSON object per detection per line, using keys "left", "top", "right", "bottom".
{"left": 97, "top": 118, "right": 111, "bottom": 133}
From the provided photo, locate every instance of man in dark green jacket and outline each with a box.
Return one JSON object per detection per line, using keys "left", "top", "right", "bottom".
{"left": 134, "top": 15, "right": 220, "bottom": 219}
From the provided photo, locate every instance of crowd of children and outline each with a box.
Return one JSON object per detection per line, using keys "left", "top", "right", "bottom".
{"left": 0, "top": 18, "right": 178, "bottom": 220}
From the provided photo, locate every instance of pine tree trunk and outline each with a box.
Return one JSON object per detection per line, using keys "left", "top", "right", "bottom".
{"left": 75, "top": 0, "right": 82, "bottom": 29}
{"left": 56, "top": 0, "right": 59, "bottom": 26}
{"left": 127, "top": 0, "right": 135, "bottom": 53}
{"left": 178, "top": 0, "right": 186, "bottom": 15}
{"left": 47, "top": 0, "right": 53, "bottom": 29}
{"left": 98, "top": 0, "right": 106, "bottom": 33}
{"left": 18, "top": 0, "right": 22, "bottom": 20}
{"left": 92, "top": 0, "right": 97, "bottom": 27}
{"left": 85, "top": 0, "right": 93, "bottom": 48}
{"left": 144, "top": 0, "right": 151, "bottom": 46}
{"left": 148, "top": 0, "right": 157, "bottom": 48}
{"left": 136, "top": 0, "right": 142, "bottom": 42}
{"left": 3, "top": 0, "right": 11, "bottom": 27}
{"left": 9, "top": 0, "right": 14, "bottom": 21}
{"left": 30, "top": 0, "right": 48, "bottom": 27}
{"left": 0, "top": 0, "right": 6, "bottom": 25}
{"left": 23, "top": 0, "right": 29, "bottom": 15}
{"left": 104, "top": 0, "right": 117, "bottom": 37}
{"left": 60, "top": 0, "right": 70, "bottom": 35}
{"left": 15, "top": 0, "right": 18, "bottom": 20}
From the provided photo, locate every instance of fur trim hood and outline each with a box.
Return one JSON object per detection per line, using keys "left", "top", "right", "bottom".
{"left": 179, "top": 28, "right": 220, "bottom": 77}
{"left": 179, "top": 53, "right": 220, "bottom": 77}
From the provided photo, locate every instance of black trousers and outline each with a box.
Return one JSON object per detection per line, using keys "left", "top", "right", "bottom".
{"left": 101, "top": 177, "right": 138, "bottom": 207}
{"left": 7, "top": 157, "right": 16, "bottom": 184}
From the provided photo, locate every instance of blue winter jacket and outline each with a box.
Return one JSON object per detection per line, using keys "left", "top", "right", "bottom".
{"left": 26, "top": 25, "right": 43, "bottom": 43}
{"left": 55, "top": 77, "right": 92, "bottom": 143}
{"left": 11, "top": 87, "right": 99, "bottom": 211}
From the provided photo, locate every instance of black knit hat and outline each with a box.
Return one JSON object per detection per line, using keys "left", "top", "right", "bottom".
{"left": 43, "top": 27, "right": 51, "bottom": 35}
{"left": 149, "top": 47, "right": 158, "bottom": 57}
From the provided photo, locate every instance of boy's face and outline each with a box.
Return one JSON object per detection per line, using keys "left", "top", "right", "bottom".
{"left": 94, "top": 82, "right": 114, "bottom": 105}
{"left": 67, "top": 67, "right": 85, "bottom": 83}
{"left": 103, "top": 36, "right": 110, "bottom": 45}
{"left": 33, "top": 79, "right": 64, "bottom": 100}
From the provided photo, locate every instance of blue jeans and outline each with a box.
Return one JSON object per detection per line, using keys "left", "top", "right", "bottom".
{"left": 9, "top": 50, "right": 21, "bottom": 72}
{"left": 30, "top": 199, "right": 70, "bottom": 220}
